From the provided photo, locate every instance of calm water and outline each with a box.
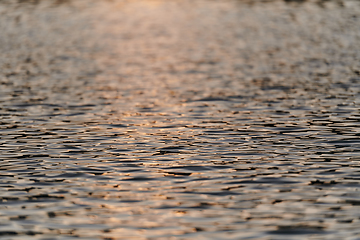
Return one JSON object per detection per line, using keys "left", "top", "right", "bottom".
{"left": 1, "top": 0, "right": 360, "bottom": 239}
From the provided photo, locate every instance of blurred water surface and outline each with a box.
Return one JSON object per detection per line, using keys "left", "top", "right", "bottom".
{"left": 1, "top": 0, "right": 360, "bottom": 239}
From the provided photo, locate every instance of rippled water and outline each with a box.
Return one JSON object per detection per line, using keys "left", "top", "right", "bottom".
{"left": 1, "top": 0, "right": 360, "bottom": 239}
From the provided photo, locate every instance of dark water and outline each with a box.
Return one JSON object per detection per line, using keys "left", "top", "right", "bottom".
{"left": 1, "top": 0, "right": 360, "bottom": 239}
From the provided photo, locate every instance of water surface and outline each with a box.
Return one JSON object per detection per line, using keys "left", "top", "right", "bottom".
{"left": 1, "top": 0, "right": 360, "bottom": 239}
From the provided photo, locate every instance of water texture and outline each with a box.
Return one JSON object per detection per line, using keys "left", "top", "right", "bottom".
{"left": 1, "top": 0, "right": 360, "bottom": 239}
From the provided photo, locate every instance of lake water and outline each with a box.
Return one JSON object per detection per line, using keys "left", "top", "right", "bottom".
{"left": 1, "top": 0, "right": 360, "bottom": 239}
